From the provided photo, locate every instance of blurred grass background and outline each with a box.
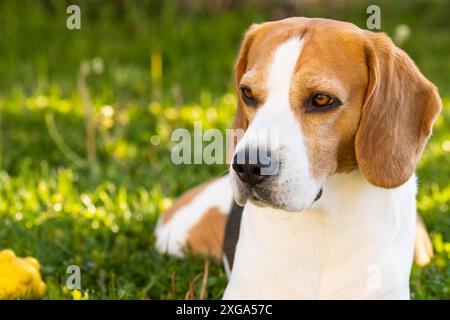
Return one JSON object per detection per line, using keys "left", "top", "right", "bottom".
{"left": 0, "top": 0, "right": 448, "bottom": 299}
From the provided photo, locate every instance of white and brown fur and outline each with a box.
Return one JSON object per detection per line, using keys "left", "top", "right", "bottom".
{"left": 155, "top": 17, "right": 440, "bottom": 299}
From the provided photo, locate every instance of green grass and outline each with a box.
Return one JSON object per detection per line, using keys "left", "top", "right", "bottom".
{"left": 0, "top": 0, "right": 449, "bottom": 299}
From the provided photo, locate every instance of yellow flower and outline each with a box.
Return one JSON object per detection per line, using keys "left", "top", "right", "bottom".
{"left": 71, "top": 289, "right": 89, "bottom": 300}
{"left": 0, "top": 249, "right": 46, "bottom": 299}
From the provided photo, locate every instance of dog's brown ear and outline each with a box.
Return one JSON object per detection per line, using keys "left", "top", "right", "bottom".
{"left": 355, "top": 33, "right": 441, "bottom": 188}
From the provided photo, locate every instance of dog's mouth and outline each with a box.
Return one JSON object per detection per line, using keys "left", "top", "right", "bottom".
{"left": 244, "top": 186, "right": 324, "bottom": 210}
{"left": 314, "top": 188, "right": 323, "bottom": 202}
{"left": 232, "top": 172, "right": 324, "bottom": 210}
{"left": 249, "top": 189, "right": 271, "bottom": 207}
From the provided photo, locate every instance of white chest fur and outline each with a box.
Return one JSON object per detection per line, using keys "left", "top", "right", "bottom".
{"left": 223, "top": 171, "right": 417, "bottom": 299}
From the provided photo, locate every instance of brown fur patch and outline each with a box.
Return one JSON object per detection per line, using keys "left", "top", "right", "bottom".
{"left": 186, "top": 206, "right": 227, "bottom": 260}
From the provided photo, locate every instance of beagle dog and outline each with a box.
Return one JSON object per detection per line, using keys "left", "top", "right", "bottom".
{"left": 155, "top": 17, "right": 441, "bottom": 299}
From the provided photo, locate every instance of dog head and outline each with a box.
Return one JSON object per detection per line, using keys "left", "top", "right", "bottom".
{"left": 230, "top": 17, "right": 441, "bottom": 211}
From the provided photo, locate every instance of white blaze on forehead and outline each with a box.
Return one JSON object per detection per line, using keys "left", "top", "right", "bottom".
{"left": 266, "top": 37, "right": 303, "bottom": 95}
{"left": 242, "top": 37, "right": 304, "bottom": 131}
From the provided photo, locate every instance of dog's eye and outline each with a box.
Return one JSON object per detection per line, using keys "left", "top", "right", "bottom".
{"left": 305, "top": 93, "right": 342, "bottom": 112}
{"left": 312, "top": 94, "right": 333, "bottom": 107}
{"left": 240, "top": 86, "right": 257, "bottom": 106}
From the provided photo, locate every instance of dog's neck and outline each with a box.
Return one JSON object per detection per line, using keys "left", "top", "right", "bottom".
{"left": 224, "top": 171, "right": 417, "bottom": 299}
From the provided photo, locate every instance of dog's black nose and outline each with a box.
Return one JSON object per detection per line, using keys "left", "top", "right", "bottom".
{"left": 232, "top": 149, "right": 273, "bottom": 186}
